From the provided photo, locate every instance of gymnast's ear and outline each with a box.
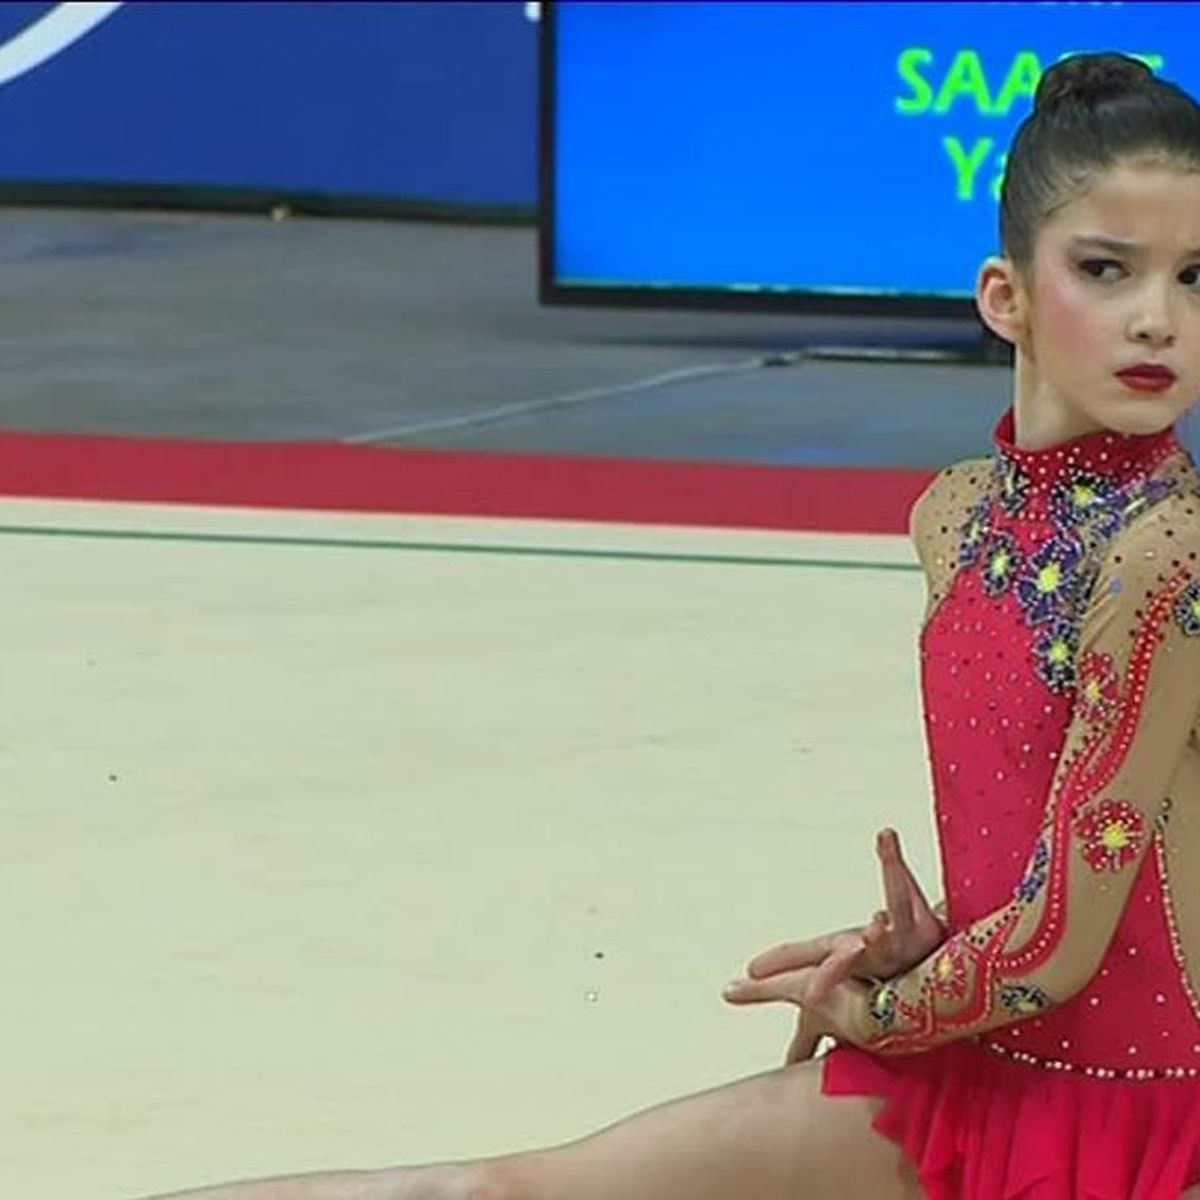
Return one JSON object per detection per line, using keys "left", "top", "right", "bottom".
{"left": 974, "top": 255, "right": 1032, "bottom": 352}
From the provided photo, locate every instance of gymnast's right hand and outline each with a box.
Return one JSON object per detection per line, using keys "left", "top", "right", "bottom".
{"left": 741, "top": 827, "right": 947, "bottom": 1062}
{"left": 848, "top": 826, "right": 948, "bottom": 992}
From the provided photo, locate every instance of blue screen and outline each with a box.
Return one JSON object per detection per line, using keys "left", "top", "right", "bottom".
{"left": 550, "top": 1, "right": 1194, "bottom": 302}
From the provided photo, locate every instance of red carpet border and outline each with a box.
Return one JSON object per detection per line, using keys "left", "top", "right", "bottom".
{"left": 0, "top": 430, "right": 934, "bottom": 535}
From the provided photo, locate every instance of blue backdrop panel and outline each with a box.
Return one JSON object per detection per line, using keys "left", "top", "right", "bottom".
{"left": 552, "top": 1, "right": 1195, "bottom": 299}
{"left": 0, "top": 1, "right": 537, "bottom": 206}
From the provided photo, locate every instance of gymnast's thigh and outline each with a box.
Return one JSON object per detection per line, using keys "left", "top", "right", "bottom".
{"left": 499, "top": 1054, "right": 929, "bottom": 1200}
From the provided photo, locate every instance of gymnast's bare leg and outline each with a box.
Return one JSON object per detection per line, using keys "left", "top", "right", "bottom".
{"left": 136, "top": 1054, "right": 926, "bottom": 1200}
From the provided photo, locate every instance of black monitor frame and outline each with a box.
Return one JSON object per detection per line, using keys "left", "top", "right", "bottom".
{"left": 538, "top": 0, "right": 983, "bottom": 322}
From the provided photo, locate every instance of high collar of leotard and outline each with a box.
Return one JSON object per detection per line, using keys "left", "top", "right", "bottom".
{"left": 991, "top": 403, "right": 1182, "bottom": 495}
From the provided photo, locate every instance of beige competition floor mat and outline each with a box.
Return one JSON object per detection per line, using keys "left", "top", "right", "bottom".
{"left": 1, "top": 497, "right": 935, "bottom": 1200}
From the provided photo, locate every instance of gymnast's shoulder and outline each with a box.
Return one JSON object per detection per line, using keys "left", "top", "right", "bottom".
{"left": 906, "top": 453, "right": 992, "bottom": 562}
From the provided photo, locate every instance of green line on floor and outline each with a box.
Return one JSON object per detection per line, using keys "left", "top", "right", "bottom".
{"left": 0, "top": 523, "right": 919, "bottom": 572}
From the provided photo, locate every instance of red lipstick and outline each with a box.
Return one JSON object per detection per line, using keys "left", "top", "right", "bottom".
{"left": 1116, "top": 363, "right": 1177, "bottom": 393}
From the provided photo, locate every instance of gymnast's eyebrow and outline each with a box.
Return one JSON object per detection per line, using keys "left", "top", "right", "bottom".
{"left": 1068, "top": 234, "right": 1200, "bottom": 257}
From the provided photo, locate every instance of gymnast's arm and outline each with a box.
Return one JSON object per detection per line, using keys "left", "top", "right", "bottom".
{"left": 854, "top": 510, "right": 1200, "bottom": 1055}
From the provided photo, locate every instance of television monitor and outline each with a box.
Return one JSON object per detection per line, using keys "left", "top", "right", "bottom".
{"left": 540, "top": 0, "right": 1186, "bottom": 328}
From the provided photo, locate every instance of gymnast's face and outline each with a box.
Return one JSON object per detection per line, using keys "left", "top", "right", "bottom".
{"left": 978, "top": 157, "right": 1200, "bottom": 448}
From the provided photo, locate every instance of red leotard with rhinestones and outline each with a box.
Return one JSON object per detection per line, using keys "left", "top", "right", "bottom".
{"left": 821, "top": 406, "right": 1200, "bottom": 1200}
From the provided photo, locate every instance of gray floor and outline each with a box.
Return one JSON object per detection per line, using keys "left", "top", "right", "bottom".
{"left": 0, "top": 206, "right": 1013, "bottom": 467}
{"left": 0, "top": 206, "right": 1003, "bottom": 1200}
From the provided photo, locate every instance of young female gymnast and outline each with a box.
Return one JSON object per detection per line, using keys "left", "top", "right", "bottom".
{"left": 142, "top": 50, "right": 1200, "bottom": 1200}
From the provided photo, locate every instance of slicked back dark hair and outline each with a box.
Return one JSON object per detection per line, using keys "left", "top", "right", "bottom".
{"left": 1000, "top": 52, "right": 1200, "bottom": 282}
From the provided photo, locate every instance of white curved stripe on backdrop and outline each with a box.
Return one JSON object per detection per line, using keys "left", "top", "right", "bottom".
{"left": 0, "top": 2, "right": 123, "bottom": 89}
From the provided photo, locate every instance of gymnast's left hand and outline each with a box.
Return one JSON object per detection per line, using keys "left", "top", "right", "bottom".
{"left": 721, "top": 959, "right": 874, "bottom": 1055}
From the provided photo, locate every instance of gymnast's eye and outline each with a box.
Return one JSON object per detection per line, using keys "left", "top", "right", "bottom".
{"left": 1078, "top": 258, "right": 1124, "bottom": 282}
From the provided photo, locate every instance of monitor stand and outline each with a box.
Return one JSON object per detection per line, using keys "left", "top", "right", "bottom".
{"left": 794, "top": 327, "right": 1011, "bottom": 367}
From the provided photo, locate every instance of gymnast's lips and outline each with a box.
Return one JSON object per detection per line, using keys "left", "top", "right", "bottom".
{"left": 1115, "top": 362, "right": 1177, "bottom": 383}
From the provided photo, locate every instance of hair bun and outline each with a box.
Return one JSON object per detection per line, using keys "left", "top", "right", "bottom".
{"left": 1035, "top": 52, "right": 1153, "bottom": 114}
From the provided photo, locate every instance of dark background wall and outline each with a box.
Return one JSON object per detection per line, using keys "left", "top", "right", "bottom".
{"left": 0, "top": 2, "right": 538, "bottom": 214}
